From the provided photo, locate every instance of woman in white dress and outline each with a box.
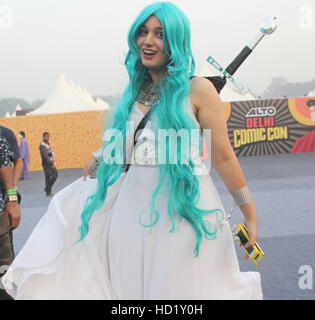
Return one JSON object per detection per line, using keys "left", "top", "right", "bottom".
{"left": 2, "top": 1, "right": 262, "bottom": 299}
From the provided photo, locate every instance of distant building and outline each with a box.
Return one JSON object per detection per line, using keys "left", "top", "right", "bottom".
{"left": 16, "top": 109, "right": 34, "bottom": 116}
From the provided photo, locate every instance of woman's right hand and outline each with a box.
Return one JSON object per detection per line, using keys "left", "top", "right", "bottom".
{"left": 82, "top": 156, "right": 96, "bottom": 180}
{"left": 243, "top": 215, "right": 258, "bottom": 260}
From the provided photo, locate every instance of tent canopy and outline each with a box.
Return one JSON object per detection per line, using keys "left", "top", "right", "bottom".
{"left": 29, "top": 74, "right": 110, "bottom": 115}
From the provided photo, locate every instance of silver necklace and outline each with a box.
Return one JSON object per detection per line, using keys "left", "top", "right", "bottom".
{"left": 137, "top": 79, "right": 161, "bottom": 108}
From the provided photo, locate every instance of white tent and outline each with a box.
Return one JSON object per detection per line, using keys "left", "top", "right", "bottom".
{"left": 15, "top": 104, "right": 22, "bottom": 111}
{"left": 307, "top": 89, "right": 315, "bottom": 97}
{"left": 196, "top": 63, "right": 256, "bottom": 102}
{"left": 96, "top": 97, "right": 109, "bottom": 109}
{"left": 28, "top": 74, "right": 110, "bottom": 115}
{"left": 4, "top": 111, "right": 11, "bottom": 118}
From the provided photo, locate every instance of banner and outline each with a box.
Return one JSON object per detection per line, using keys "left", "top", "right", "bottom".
{"left": 226, "top": 97, "right": 315, "bottom": 156}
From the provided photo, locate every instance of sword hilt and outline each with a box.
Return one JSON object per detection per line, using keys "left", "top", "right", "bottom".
{"left": 206, "top": 17, "right": 277, "bottom": 94}
{"left": 225, "top": 46, "right": 252, "bottom": 76}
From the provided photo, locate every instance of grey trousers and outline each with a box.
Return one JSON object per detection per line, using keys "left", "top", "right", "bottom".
{"left": 43, "top": 164, "right": 58, "bottom": 195}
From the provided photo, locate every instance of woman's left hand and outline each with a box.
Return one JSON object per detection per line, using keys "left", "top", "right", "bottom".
{"left": 82, "top": 156, "right": 96, "bottom": 180}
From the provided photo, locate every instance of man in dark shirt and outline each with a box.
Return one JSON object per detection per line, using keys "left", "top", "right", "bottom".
{"left": 0, "top": 126, "right": 23, "bottom": 202}
{"left": 39, "top": 132, "right": 58, "bottom": 197}
{"left": 0, "top": 126, "right": 21, "bottom": 300}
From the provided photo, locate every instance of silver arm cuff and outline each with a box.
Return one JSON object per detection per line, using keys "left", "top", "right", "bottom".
{"left": 231, "top": 186, "right": 252, "bottom": 207}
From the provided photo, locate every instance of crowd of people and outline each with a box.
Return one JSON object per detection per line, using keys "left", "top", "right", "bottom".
{"left": 0, "top": 126, "right": 58, "bottom": 299}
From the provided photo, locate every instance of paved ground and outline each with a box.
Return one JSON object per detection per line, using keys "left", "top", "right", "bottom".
{"left": 12, "top": 152, "right": 315, "bottom": 300}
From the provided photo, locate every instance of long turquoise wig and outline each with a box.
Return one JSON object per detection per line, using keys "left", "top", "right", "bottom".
{"left": 77, "top": 1, "right": 222, "bottom": 256}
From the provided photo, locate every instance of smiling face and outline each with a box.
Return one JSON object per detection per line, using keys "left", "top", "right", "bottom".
{"left": 137, "top": 15, "right": 169, "bottom": 72}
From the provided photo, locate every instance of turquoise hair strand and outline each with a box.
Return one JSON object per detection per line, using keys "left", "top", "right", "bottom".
{"left": 77, "top": 2, "right": 222, "bottom": 256}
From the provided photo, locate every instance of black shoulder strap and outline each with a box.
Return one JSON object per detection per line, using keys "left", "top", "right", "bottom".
{"left": 124, "top": 107, "right": 153, "bottom": 172}
{"left": 133, "top": 108, "right": 153, "bottom": 147}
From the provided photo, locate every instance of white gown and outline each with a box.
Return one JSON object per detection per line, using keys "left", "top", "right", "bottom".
{"left": 2, "top": 101, "right": 263, "bottom": 300}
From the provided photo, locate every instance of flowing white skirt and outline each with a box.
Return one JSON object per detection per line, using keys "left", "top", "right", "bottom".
{"left": 2, "top": 166, "right": 262, "bottom": 300}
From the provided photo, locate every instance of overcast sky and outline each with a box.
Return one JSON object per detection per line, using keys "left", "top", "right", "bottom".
{"left": 0, "top": 0, "right": 314, "bottom": 101}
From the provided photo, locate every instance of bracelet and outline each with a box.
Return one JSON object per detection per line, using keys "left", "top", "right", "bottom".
{"left": 5, "top": 194, "right": 19, "bottom": 202}
{"left": 6, "top": 189, "right": 17, "bottom": 195}
{"left": 231, "top": 186, "right": 252, "bottom": 207}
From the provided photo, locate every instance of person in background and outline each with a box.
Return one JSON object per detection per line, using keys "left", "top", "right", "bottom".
{"left": 18, "top": 131, "right": 30, "bottom": 180}
{"left": 39, "top": 132, "right": 58, "bottom": 197}
{"left": 0, "top": 126, "right": 22, "bottom": 195}
{"left": 0, "top": 127, "right": 21, "bottom": 300}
